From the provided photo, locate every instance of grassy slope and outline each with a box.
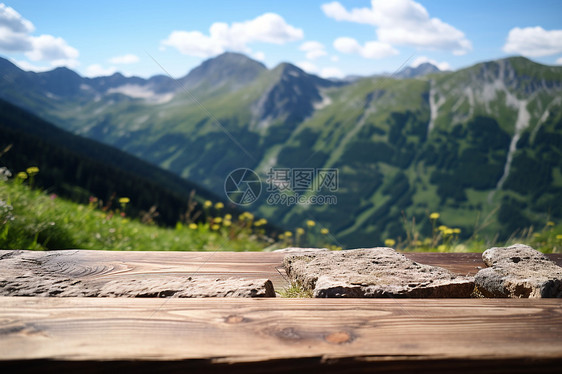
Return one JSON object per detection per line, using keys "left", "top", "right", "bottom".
{"left": 0, "top": 180, "right": 270, "bottom": 251}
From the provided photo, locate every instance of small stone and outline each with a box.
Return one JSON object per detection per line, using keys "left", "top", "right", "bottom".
{"left": 283, "top": 248, "right": 474, "bottom": 298}
{"left": 475, "top": 244, "right": 562, "bottom": 298}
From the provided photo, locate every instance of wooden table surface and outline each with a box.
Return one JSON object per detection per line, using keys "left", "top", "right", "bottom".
{"left": 1, "top": 250, "right": 561, "bottom": 373}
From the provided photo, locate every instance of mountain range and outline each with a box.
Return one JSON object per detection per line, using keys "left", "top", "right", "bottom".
{"left": 1, "top": 52, "right": 561, "bottom": 248}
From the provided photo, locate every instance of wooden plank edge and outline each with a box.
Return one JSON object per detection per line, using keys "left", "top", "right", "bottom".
{"left": 2, "top": 355, "right": 561, "bottom": 374}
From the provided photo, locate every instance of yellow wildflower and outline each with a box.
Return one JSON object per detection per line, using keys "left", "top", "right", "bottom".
{"left": 320, "top": 228, "right": 329, "bottom": 235}
{"left": 240, "top": 212, "right": 254, "bottom": 220}
{"left": 437, "top": 245, "right": 447, "bottom": 252}
{"left": 306, "top": 220, "right": 316, "bottom": 227}
{"left": 204, "top": 200, "right": 212, "bottom": 208}
{"left": 16, "top": 171, "right": 27, "bottom": 180}
{"left": 211, "top": 224, "right": 220, "bottom": 230}
{"left": 547, "top": 221, "right": 555, "bottom": 227}
{"left": 296, "top": 227, "right": 305, "bottom": 235}
{"left": 215, "top": 202, "right": 224, "bottom": 209}
{"left": 384, "top": 239, "right": 396, "bottom": 247}
{"left": 189, "top": 223, "right": 198, "bottom": 230}
{"left": 26, "top": 166, "right": 39, "bottom": 175}
{"left": 214, "top": 217, "right": 222, "bottom": 223}
{"left": 224, "top": 214, "right": 232, "bottom": 220}
{"left": 438, "top": 225, "right": 448, "bottom": 231}
{"left": 278, "top": 234, "right": 285, "bottom": 240}
{"left": 284, "top": 231, "right": 293, "bottom": 237}
{"left": 556, "top": 234, "right": 562, "bottom": 240}
{"left": 223, "top": 220, "right": 232, "bottom": 227}
{"left": 444, "top": 228, "right": 454, "bottom": 236}
{"left": 429, "top": 212, "right": 440, "bottom": 220}
{"left": 118, "top": 197, "right": 130, "bottom": 204}
{"left": 453, "top": 228, "right": 461, "bottom": 234}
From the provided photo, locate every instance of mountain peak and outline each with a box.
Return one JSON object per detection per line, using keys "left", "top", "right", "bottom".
{"left": 395, "top": 63, "right": 441, "bottom": 79}
{"left": 179, "top": 52, "right": 266, "bottom": 90}
{"left": 212, "top": 52, "right": 266, "bottom": 68}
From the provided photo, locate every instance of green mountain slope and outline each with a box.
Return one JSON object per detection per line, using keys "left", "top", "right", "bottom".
{"left": 0, "top": 98, "right": 226, "bottom": 226}
{"left": 1, "top": 53, "right": 561, "bottom": 248}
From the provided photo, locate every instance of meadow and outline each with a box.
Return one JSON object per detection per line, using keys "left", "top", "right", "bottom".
{"left": 1, "top": 167, "right": 560, "bottom": 253}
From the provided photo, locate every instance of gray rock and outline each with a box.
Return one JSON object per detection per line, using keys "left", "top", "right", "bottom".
{"left": 99, "top": 277, "right": 275, "bottom": 298}
{"left": 475, "top": 244, "right": 562, "bottom": 298}
{"left": 283, "top": 247, "right": 474, "bottom": 298}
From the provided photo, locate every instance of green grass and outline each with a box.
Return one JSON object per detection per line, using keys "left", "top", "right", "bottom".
{"left": 387, "top": 210, "right": 562, "bottom": 254}
{"left": 2, "top": 171, "right": 560, "bottom": 254}
{"left": 277, "top": 281, "right": 313, "bottom": 298}
{"left": 0, "top": 178, "right": 271, "bottom": 251}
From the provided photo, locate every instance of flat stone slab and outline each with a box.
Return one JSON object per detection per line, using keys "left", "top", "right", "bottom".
{"left": 0, "top": 250, "right": 275, "bottom": 298}
{"left": 283, "top": 248, "right": 475, "bottom": 298}
{"left": 475, "top": 244, "right": 562, "bottom": 298}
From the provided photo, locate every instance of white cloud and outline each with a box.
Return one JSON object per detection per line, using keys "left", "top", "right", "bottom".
{"left": 320, "top": 67, "right": 344, "bottom": 79}
{"left": 252, "top": 51, "right": 266, "bottom": 61}
{"left": 9, "top": 58, "right": 49, "bottom": 72}
{"left": 162, "top": 13, "right": 303, "bottom": 58}
{"left": 296, "top": 60, "right": 318, "bottom": 74}
{"left": 85, "top": 64, "right": 117, "bottom": 78}
{"left": 26, "top": 34, "right": 78, "bottom": 61}
{"left": 0, "top": 3, "right": 34, "bottom": 51}
{"left": 334, "top": 37, "right": 398, "bottom": 59}
{"left": 411, "top": 56, "right": 451, "bottom": 71}
{"left": 50, "top": 58, "right": 80, "bottom": 69}
{"left": 556, "top": 57, "right": 562, "bottom": 65}
{"left": 109, "top": 53, "right": 139, "bottom": 64}
{"left": 0, "top": 3, "right": 33, "bottom": 33}
{"left": 330, "top": 55, "right": 339, "bottom": 62}
{"left": 322, "top": 0, "right": 472, "bottom": 55}
{"left": 0, "top": 4, "right": 79, "bottom": 68}
{"left": 296, "top": 61, "right": 345, "bottom": 79}
{"left": 162, "top": 30, "right": 223, "bottom": 57}
{"left": 300, "top": 41, "right": 327, "bottom": 60}
{"left": 322, "top": 1, "right": 376, "bottom": 25}
{"left": 503, "top": 27, "right": 562, "bottom": 57}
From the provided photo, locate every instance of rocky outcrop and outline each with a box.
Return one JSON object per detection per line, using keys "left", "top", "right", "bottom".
{"left": 283, "top": 247, "right": 474, "bottom": 298}
{"left": 475, "top": 244, "right": 562, "bottom": 298}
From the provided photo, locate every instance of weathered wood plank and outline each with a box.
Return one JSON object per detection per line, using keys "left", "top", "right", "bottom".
{"left": 2, "top": 251, "right": 562, "bottom": 372}
{"left": 1, "top": 297, "right": 561, "bottom": 373}
{"left": 1, "top": 250, "right": 561, "bottom": 295}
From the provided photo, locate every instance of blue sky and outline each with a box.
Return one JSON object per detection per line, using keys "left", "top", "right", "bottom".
{"left": 1, "top": 0, "right": 561, "bottom": 78}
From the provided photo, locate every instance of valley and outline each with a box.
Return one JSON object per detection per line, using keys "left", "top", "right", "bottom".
{"left": 1, "top": 53, "right": 561, "bottom": 248}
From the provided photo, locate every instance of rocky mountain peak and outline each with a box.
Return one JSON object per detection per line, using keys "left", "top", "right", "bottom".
{"left": 395, "top": 62, "right": 441, "bottom": 79}
{"left": 179, "top": 51, "right": 267, "bottom": 90}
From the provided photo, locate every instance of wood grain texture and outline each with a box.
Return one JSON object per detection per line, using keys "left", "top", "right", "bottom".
{"left": 1, "top": 250, "right": 561, "bottom": 296}
{"left": 2, "top": 250, "right": 562, "bottom": 372}
{"left": 1, "top": 297, "right": 561, "bottom": 373}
